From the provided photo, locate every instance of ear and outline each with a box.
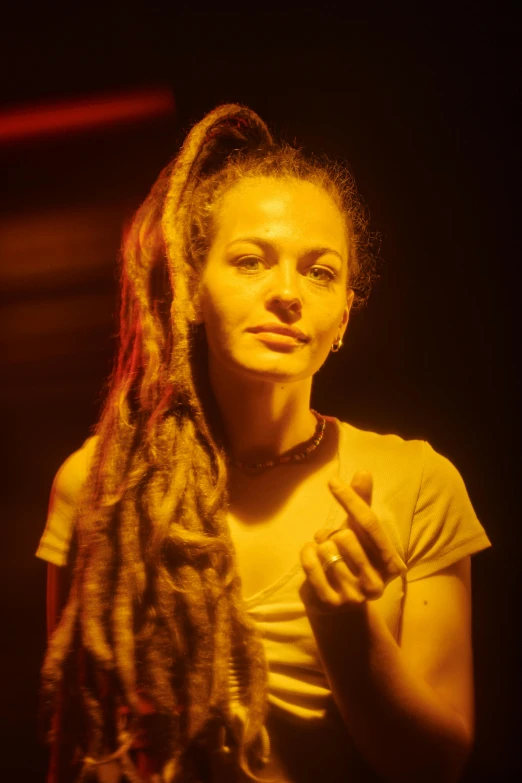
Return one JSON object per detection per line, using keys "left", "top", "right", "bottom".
{"left": 338, "top": 288, "right": 354, "bottom": 341}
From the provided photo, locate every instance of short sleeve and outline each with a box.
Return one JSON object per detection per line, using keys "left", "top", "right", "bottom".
{"left": 405, "top": 441, "right": 492, "bottom": 582}
{"left": 35, "top": 437, "right": 96, "bottom": 567}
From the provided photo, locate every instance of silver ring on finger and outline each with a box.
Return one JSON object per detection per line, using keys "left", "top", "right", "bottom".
{"left": 322, "top": 553, "right": 345, "bottom": 575}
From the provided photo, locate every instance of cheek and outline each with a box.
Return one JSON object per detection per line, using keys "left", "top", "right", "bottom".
{"left": 201, "top": 299, "right": 232, "bottom": 339}
{"left": 313, "top": 301, "right": 346, "bottom": 337}
{"left": 199, "top": 286, "right": 250, "bottom": 344}
{"left": 200, "top": 273, "right": 259, "bottom": 325}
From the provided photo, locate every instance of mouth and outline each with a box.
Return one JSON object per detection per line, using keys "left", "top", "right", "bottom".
{"left": 247, "top": 324, "right": 309, "bottom": 342}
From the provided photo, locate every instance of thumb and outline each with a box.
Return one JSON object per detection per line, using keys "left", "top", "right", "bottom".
{"left": 350, "top": 470, "right": 373, "bottom": 506}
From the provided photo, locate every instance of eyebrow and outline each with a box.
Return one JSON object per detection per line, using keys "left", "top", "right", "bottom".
{"left": 225, "top": 237, "right": 344, "bottom": 263}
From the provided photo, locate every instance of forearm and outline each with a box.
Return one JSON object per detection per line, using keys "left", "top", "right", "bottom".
{"left": 307, "top": 600, "right": 472, "bottom": 783}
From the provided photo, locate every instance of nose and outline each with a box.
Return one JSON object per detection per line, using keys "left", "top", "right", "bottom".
{"left": 267, "top": 261, "right": 302, "bottom": 316}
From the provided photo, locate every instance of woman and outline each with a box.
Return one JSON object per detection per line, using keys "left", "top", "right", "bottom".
{"left": 36, "top": 104, "right": 491, "bottom": 783}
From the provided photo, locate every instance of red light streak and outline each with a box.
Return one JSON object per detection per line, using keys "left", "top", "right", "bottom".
{"left": 0, "top": 88, "right": 175, "bottom": 142}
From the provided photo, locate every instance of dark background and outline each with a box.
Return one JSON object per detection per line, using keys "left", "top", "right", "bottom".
{"left": 1, "top": 1, "right": 519, "bottom": 779}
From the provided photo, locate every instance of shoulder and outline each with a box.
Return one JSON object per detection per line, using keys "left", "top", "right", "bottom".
{"left": 340, "top": 418, "right": 475, "bottom": 492}
{"left": 36, "top": 435, "right": 99, "bottom": 567}
{"left": 336, "top": 418, "right": 426, "bottom": 470}
{"left": 52, "top": 435, "right": 99, "bottom": 503}
{"left": 336, "top": 418, "right": 461, "bottom": 475}
{"left": 333, "top": 418, "right": 491, "bottom": 578}
{"left": 335, "top": 418, "right": 470, "bottom": 507}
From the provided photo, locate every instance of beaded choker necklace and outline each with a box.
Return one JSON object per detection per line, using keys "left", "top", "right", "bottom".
{"left": 230, "top": 410, "right": 326, "bottom": 471}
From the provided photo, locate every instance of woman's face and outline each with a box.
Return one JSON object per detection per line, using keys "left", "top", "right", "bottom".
{"left": 195, "top": 176, "right": 353, "bottom": 385}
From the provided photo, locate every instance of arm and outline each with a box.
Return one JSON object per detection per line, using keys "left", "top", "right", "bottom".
{"left": 300, "top": 472, "right": 476, "bottom": 783}
{"left": 40, "top": 437, "right": 98, "bottom": 638}
{"left": 40, "top": 441, "right": 95, "bottom": 783}
{"left": 46, "top": 563, "right": 71, "bottom": 641}
{"left": 305, "top": 557, "right": 473, "bottom": 783}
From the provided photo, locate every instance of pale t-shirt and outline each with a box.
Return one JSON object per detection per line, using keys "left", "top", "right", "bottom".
{"left": 36, "top": 418, "right": 492, "bottom": 779}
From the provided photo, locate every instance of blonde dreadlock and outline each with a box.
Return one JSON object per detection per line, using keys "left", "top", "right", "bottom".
{"left": 40, "top": 103, "right": 378, "bottom": 782}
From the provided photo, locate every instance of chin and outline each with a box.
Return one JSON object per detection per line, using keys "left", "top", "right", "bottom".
{"left": 231, "top": 355, "right": 322, "bottom": 385}
{"left": 208, "top": 345, "right": 329, "bottom": 385}
{"left": 244, "top": 368, "right": 306, "bottom": 384}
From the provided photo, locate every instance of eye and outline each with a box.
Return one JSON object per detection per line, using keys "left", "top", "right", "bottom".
{"left": 236, "top": 255, "right": 264, "bottom": 272}
{"left": 307, "top": 266, "right": 337, "bottom": 284}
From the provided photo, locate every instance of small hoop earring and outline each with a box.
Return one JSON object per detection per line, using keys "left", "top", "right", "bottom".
{"left": 330, "top": 337, "right": 343, "bottom": 353}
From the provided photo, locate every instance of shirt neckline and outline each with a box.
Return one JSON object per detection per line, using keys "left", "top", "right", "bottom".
{"left": 243, "top": 416, "right": 349, "bottom": 608}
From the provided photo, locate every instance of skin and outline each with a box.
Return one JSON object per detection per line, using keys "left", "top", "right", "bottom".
{"left": 194, "top": 176, "right": 352, "bottom": 463}
{"left": 305, "top": 472, "right": 405, "bottom": 607}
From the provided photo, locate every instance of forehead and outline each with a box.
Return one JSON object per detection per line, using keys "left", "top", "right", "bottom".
{"left": 212, "top": 176, "right": 347, "bottom": 256}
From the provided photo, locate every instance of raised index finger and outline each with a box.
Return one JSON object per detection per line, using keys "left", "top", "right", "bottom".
{"left": 328, "top": 478, "right": 405, "bottom": 575}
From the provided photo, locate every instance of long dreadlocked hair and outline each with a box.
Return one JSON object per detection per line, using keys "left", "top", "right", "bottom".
{"left": 39, "top": 103, "right": 379, "bottom": 782}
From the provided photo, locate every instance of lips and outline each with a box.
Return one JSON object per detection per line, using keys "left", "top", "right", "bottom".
{"left": 247, "top": 323, "right": 309, "bottom": 342}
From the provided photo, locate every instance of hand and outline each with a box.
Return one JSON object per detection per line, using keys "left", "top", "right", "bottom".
{"left": 299, "top": 471, "right": 405, "bottom": 613}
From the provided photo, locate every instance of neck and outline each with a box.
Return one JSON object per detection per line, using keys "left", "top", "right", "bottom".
{"left": 208, "top": 358, "right": 317, "bottom": 464}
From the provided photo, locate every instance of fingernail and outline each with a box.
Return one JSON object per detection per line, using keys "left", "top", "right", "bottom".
{"left": 328, "top": 478, "right": 343, "bottom": 491}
